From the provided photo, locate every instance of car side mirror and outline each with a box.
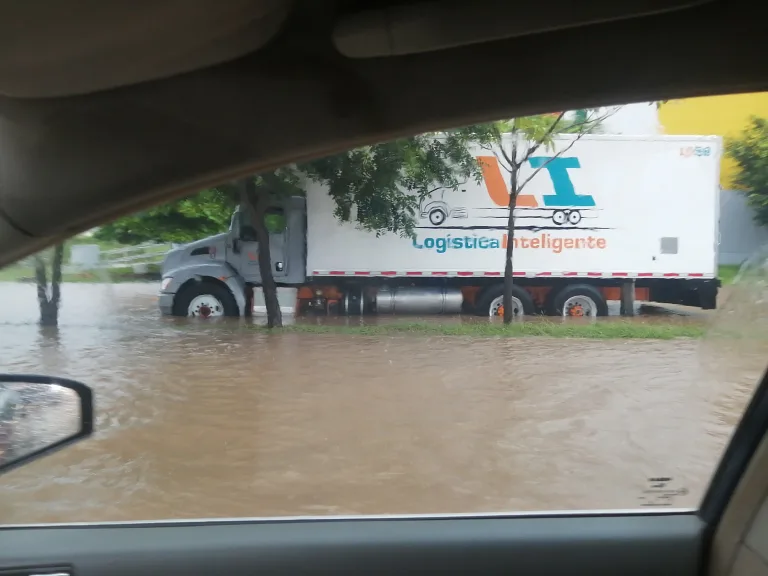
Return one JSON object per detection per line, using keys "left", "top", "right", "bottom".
{"left": 0, "top": 374, "right": 93, "bottom": 476}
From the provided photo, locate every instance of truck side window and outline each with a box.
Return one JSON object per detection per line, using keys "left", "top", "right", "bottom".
{"left": 240, "top": 224, "right": 258, "bottom": 242}
{"left": 265, "top": 208, "right": 286, "bottom": 234}
{"left": 236, "top": 207, "right": 283, "bottom": 240}
{"left": 231, "top": 208, "right": 256, "bottom": 241}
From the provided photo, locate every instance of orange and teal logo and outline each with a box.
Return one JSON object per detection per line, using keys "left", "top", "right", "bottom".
{"left": 412, "top": 151, "right": 610, "bottom": 252}
{"left": 680, "top": 146, "right": 711, "bottom": 157}
{"left": 478, "top": 155, "right": 596, "bottom": 208}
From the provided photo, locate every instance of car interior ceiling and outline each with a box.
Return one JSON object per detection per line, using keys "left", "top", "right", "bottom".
{"left": 0, "top": 0, "right": 765, "bottom": 268}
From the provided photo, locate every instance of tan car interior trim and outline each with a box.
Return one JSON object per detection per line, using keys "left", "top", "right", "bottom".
{"left": 710, "top": 433, "right": 768, "bottom": 575}
{"left": 334, "top": 0, "right": 712, "bottom": 58}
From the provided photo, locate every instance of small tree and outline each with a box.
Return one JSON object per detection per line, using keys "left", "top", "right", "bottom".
{"left": 726, "top": 116, "right": 768, "bottom": 225}
{"left": 465, "top": 109, "right": 618, "bottom": 323}
{"left": 34, "top": 244, "right": 64, "bottom": 326}
{"left": 236, "top": 169, "right": 303, "bottom": 329}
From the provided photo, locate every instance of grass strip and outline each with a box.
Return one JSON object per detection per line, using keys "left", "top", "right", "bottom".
{"left": 249, "top": 320, "right": 706, "bottom": 339}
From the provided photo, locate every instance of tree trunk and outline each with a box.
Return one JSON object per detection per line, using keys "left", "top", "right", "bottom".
{"left": 51, "top": 243, "right": 63, "bottom": 308}
{"left": 503, "top": 168, "right": 518, "bottom": 325}
{"left": 242, "top": 180, "right": 283, "bottom": 328}
{"left": 34, "top": 243, "right": 64, "bottom": 327}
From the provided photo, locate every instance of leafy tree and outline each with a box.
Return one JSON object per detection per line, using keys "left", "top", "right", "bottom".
{"left": 304, "top": 131, "right": 482, "bottom": 238}
{"left": 94, "top": 188, "right": 235, "bottom": 245}
{"left": 726, "top": 116, "right": 768, "bottom": 225}
{"left": 236, "top": 167, "right": 303, "bottom": 328}
{"left": 461, "top": 109, "right": 617, "bottom": 323}
{"left": 34, "top": 244, "right": 64, "bottom": 326}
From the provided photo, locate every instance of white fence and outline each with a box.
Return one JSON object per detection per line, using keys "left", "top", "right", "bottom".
{"left": 68, "top": 242, "right": 172, "bottom": 273}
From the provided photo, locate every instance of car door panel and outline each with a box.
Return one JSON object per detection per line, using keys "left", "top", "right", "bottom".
{"left": 700, "top": 367, "right": 768, "bottom": 575}
{"left": 0, "top": 513, "right": 703, "bottom": 576}
{"left": 238, "top": 233, "right": 287, "bottom": 284}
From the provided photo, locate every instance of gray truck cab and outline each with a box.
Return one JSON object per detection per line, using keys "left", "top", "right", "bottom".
{"left": 158, "top": 196, "right": 306, "bottom": 317}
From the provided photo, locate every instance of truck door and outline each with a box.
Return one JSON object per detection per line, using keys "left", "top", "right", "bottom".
{"left": 236, "top": 206, "right": 289, "bottom": 285}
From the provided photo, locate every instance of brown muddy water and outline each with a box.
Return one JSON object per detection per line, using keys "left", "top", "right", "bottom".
{"left": 0, "top": 281, "right": 764, "bottom": 524}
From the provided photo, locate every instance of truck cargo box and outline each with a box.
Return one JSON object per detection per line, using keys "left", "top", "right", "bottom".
{"left": 306, "top": 134, "right": 721, "bottom": 281}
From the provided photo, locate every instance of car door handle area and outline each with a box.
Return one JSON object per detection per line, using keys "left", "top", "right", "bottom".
{"left": 0, "top": 513, "right": 704, "bottom": 576}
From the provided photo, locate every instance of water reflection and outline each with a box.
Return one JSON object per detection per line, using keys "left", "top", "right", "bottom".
{"left": 0, "top": 281, "right": 762, "bottom": 524}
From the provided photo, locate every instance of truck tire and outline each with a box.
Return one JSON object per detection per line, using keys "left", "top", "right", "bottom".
{"left": 548, "top": 284, "right": 608, "bottom": 317}
{"left": 172, "top": 280, "right": 239, "bottom": 318}
{"left": 475, "top": 284, "right": 535, "bottom": 317}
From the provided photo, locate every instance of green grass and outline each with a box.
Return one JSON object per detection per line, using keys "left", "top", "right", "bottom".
{"left": 252, "top": 321, "right": 706, "bottom": 340}
{"left": 718, "top": 264, "right": 741, "bottom": 286}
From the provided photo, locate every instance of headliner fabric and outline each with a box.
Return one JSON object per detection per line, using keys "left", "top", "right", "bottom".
{"left": 0, "top": 0, "right": 291, "bottom": 97}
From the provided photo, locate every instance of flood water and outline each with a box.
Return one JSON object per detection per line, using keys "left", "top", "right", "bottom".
{"left": 0, "top": 281, "right": 765, "bottom": 524}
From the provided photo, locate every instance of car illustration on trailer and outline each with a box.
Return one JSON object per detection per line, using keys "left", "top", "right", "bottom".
{"left": 420, "top": 201, "right": 598, "bottom": 227}
{"left": 419, "top": 198, "right": 468, "bottom": 226}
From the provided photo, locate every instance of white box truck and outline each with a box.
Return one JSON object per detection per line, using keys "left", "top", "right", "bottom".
{"left": 158, "top": 134, "right": 721, "bottom": 318}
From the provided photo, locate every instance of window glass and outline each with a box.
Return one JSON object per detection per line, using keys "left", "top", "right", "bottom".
{"left": 1, "top": 94, "right": 768, "bottom": 524}
{"left": 265, "top": 209, "right": 286, "bottom": 234}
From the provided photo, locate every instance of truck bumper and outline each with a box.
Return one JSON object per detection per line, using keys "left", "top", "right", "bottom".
{"left": 158, "top": 293, "right": 175, "bottom": 316}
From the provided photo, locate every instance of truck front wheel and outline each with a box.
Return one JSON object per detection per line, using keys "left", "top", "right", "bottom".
{"left": 172, "top": 281, "right": 239, "bottom": 318}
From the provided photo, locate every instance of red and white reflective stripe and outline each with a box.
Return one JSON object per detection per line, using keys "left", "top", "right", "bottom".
{"left": 312, "top": 271, "right": 715, "bottom": 279}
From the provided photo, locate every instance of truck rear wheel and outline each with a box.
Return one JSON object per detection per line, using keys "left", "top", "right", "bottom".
{"left": 173, "top": 281, "right": 239, "bottom": 318}
{"left": 475, "top": 284, "right": 535, "bottom": 318}
{"left": 548, "top": 284, "right": 608, "bottom": 318}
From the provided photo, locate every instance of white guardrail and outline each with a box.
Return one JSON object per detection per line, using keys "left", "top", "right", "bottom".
{"left": 67, "top": 242, "right": 173, "bottom": 274}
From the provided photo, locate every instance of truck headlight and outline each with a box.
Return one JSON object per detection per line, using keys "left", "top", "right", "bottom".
{"left": 161, "top": 277, "right": 173, "bottom": 291}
